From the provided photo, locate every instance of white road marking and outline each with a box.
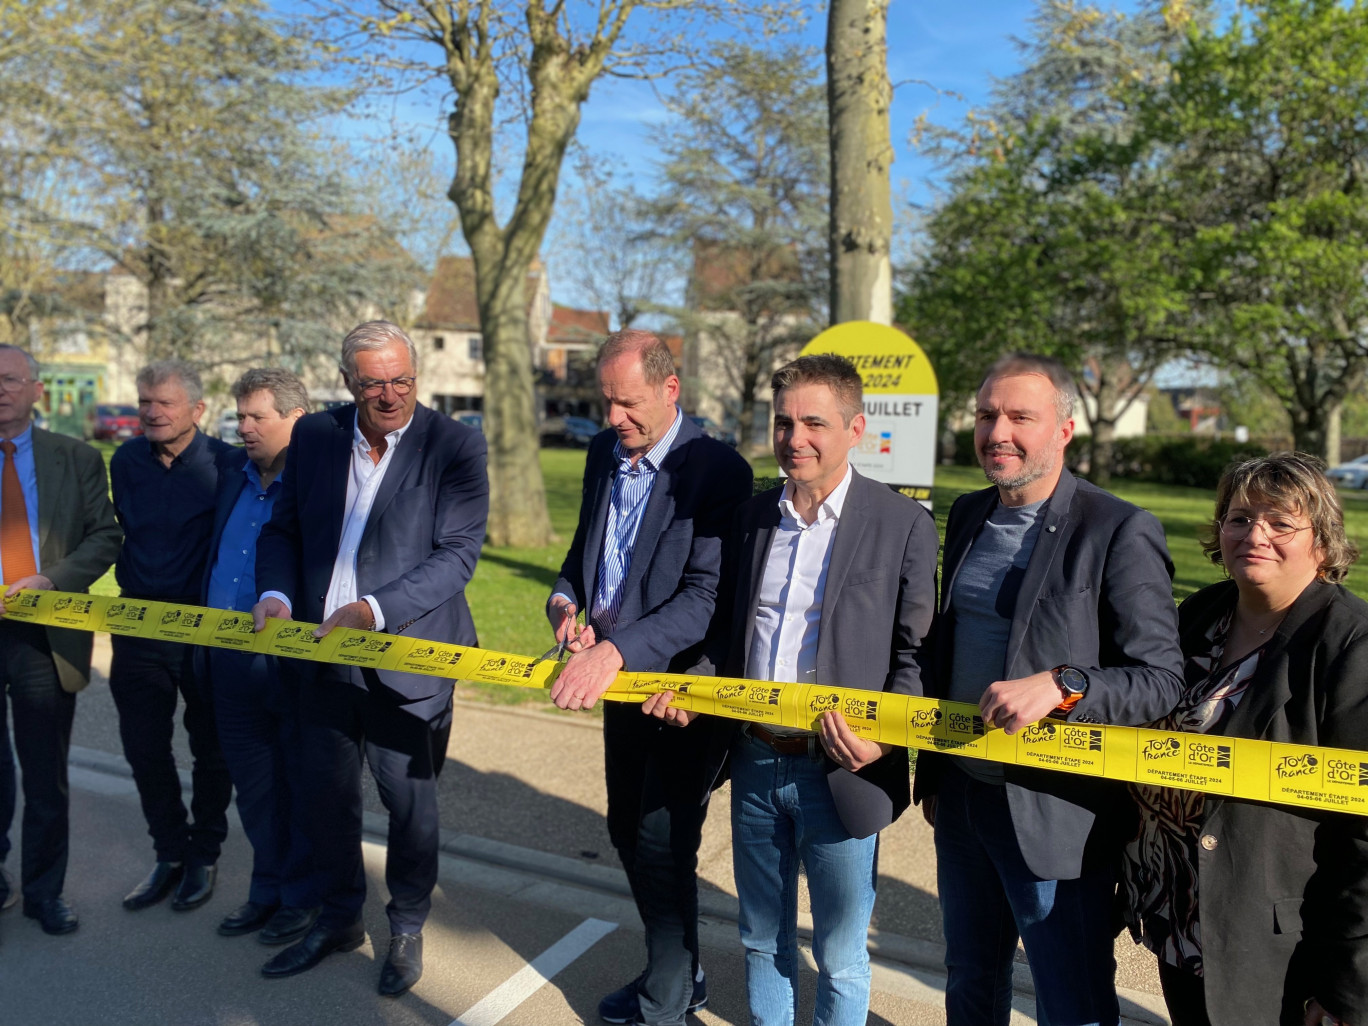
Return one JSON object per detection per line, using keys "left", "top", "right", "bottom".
{"left": 449, "top": 917, "right": 619, "bottom": 1026}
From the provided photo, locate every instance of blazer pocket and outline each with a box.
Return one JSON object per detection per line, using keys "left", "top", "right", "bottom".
{"left": 1272, "top": 897, "right": 1303, "bottom": 935}
{"left": 843, "top": 568, "right": 886, "bottom": 587}
{"left": 1037, "top": 583, "right": 1095, "bottom": 603}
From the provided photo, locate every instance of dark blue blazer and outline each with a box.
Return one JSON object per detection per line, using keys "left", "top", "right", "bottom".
{"left": 551, "top": 413, "right": 753, "bottom": 675}
{"left": 552, "top": 414, "right": 752, "bottom": 809}
{"left": 256, "top": 403, "right": 489, "bottom": 701}
{"left": 915, "top": 468, "right": 1185, "bottom": 879}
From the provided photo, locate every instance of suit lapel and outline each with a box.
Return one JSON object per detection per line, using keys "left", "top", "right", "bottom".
{"left": 741, "top": 497, "right": 782, "bottom": 669}
{"left": 31, "top": 429, "right": 61, "bottom": 553}
{"left": 209, "top": 451, "right": 247, "bottom": 553}
{"left": 942, "top": 488, "right": 998, "bottom": 613}
{"left": 815, "top": 472, "right": 871, "bottom": 668}
{"left": 1219, "top": 580, "right": 1332, "bottom": 742}
{"left": 361, "top": 404, "right": 428, "bottom": 545}
{"left": 581, "top": 445, "right": 615, "bottom": 607}
{"left": 616, "top": 428, "right": 688, "bottom": 609}
{"left": 328, "top": 410, "right": 352, "bottom": 551}
{"left": 1004, "top": 471, "right": 1078, "bottom": 675}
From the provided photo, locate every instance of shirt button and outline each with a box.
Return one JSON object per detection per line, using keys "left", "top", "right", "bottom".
{"left": 1199, "top": 834, "right": 1218, "bottom": 851}
{"left": 242, "top": 549, "right": 248, "bottom": 554}
{"left": 233, "top": 577, "right": 239, "bottom": 583}
{"left": 250, "top": 522, "right": 257, "bottom": 527}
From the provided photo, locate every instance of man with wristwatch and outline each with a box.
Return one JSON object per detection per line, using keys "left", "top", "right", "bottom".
{"left": 914, "top": 353, "right": 1184, "bottom": 1026}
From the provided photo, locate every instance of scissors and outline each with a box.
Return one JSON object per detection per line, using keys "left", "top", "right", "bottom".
{"left": 538, "top": 608, "right": 584, "bottom": 663}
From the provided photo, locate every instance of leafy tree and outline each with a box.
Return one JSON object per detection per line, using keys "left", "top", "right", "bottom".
{"left": 0, "top": 0, "right": 415, "bottom": 375}
{"left": 1139, "top": 0, "right": 1368, "bottom": 463}
{"left": 901, "top": 1, "right": 1195, "bottom": 482}
{"left": 647, "top": 41, "right": 829, "bottom": 448}
{"left": 336, "top": 1, "right": 793, "bottom": 547}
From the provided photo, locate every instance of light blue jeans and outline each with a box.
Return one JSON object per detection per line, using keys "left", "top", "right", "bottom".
{"left": 730, "top": 732, "right": 878, "bottom": 1026}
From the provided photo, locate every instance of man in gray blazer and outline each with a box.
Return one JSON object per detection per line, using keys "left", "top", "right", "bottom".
{"left": 647, "top": 353, "right": 938, "bottom": 1026}
{"left": 914, "top": 353, "right": 1184, "bottom": 1026}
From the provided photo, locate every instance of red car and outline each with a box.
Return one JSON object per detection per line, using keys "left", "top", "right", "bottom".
{"left": 88, "top": 403, "right": 142, "bottom": 441}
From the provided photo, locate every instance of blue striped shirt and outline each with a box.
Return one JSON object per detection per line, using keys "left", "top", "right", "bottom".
{"left": 591, "top": 408, "right": 684, "bottom": 635}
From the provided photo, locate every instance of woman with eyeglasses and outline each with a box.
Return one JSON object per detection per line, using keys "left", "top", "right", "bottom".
{"left": 1121, "top": 452, "right": 1368, "bottom": 1026}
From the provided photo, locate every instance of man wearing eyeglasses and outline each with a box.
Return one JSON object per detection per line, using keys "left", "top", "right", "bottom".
{"left": 0, "top": 345, "right": 120, "bottom": 939}
{"left": 914, "top": 353, "right": 1185, "bottom": 1026}
{"left": 251, "top": 321, "right": 488, "bottom": 996}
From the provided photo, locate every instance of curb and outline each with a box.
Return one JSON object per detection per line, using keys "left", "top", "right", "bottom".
{"left": 66, "top": 744, "right": 1169, "bottom": 1024}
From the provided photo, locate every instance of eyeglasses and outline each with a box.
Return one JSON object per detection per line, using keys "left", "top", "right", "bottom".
{"left": 354, "top": 376, "right": 415, "bottom": 399}
{"left": 1219, "top": 513, "right": 1313, "bottom": 544}
{"left": 0, "top": 375, "right": 34, "bottom": 393}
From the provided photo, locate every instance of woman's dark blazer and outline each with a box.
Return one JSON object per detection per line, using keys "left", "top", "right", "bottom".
{"left": 1176, "top": 578, "right": 1368, "bottom": 1025}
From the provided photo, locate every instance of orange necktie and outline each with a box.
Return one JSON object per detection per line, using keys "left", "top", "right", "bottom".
{"left": 0, "top": 439, "right": 37, "bottom": 583}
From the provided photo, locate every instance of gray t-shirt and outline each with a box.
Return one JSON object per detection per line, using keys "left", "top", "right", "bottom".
{"left": 948, "top": 498, "right": 1047, "bottom": 784}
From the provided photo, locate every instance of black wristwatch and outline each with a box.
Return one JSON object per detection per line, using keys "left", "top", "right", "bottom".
{"left": 1052, "top": 664, "right": 1088, "bottom": 713}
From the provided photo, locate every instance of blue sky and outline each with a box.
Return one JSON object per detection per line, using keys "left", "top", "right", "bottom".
{"left": 318, "top": 1, "right": 1109, "bottom": 305}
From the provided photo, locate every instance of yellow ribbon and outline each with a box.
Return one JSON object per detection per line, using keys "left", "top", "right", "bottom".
{"left": 7, "top": 589, "right": 1366, "bottom": 817}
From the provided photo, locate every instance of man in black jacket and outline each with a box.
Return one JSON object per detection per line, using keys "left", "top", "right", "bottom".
{"left": 915, "top": 353, "right": 1184, "bottom": 1026}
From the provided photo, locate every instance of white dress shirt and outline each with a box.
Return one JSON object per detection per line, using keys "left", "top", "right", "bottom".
{"left": 262, "top": 412, "right": 412, "bottom": 629}
{"left": 746, "top": 464, "right": 854, "bottom": 735}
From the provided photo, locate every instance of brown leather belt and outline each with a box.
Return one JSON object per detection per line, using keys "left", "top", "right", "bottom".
{"left": 747, "top": 723, "right": 820, "bottom": 757}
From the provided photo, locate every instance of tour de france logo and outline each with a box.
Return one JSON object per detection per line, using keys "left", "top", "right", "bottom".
{"left": 161, "top": 608, "right": 204, "bottom": 628}
{"left": 1142, "top": 737, "right": 1182, "bottom": 761}
{"left": 275, "top": 625, "right": 322, "bottom": 646}
{"left": 215, "top": 616, "right": 255, "bottom": 634}
{"left": 408, "top": 644, "right": 460, "bottom": 665}
{"left": 1021, "top": 723, "right": 1057, "bottom": 744}
{"left": 477, "top": 655, "right": 534, "bottom": 679}
{"left": 105, "top": 602, "right": 146, "bottom": 622}
{"left": 53, "top": 596, "right": 93, "bottom": 615}
{"left": 716, "top": 684, "right": 749, "bottom": 702}
{"left": 1274, "top": 752, "right": 1319, "bottom": 780}
{"left": 807, "top": 692, "right": 842, "bottom": 714}
{"left": 908, "top": 707, "right": 943, "bottom": 731}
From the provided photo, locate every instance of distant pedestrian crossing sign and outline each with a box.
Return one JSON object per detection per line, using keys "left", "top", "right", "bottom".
{"left": 801, "top": 322, "right": 938, "bottom": 509}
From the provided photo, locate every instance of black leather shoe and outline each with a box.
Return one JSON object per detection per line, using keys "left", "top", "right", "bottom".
{"left": 123, "top": 862, "right": 184, "bottom": 910}
{"left": 259, "top": 905, "right": 320, "bottom": 946}
{"left": 24, "top": 897, "right": 78, "bottom": 936}
{"left": 171, "top": 863, "right": 216, "bottom": 911}
{"left": 218, "top": 901, "right": 278, "bottom": 936}
{"left": 261, "top": 921, "right": 365, "bottom": 978}
{"left": 378, "top": 933, "right": 423, "bottom": 997}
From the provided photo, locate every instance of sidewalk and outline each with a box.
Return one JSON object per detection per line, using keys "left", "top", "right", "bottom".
{"left": 0, "top": 636, "right": 1172, "bottom": 1025}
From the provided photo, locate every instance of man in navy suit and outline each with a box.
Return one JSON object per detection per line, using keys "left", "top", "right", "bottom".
{"left": 251, "top": 322, "right": 488, "bottom": 996}
{"left": 548, "top": 329, "right": 752, "bottom": 1026}
{"left": 201, "top": 368, "right": 316, "bottom": 945}
{"left": 914, "top": 353, "right": 1184, "bottom": 1026}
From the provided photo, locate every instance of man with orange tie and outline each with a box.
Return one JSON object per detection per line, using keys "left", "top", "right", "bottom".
{"left": 0, "top": 344, "right": 121, "bottom": 939}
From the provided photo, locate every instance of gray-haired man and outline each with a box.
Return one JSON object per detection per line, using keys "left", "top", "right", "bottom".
{"left": 110, "top": 359, "right": 236, "bottom": 915}
{"left": 252, "top": 322, "right": 489, "bottom": 995}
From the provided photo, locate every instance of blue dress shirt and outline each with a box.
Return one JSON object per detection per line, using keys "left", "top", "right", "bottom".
{"left": 207, "top": 460, "right": 282, "bottom": 612}
{"left": 590, "top": 407, "right": 684, "bottom": 634}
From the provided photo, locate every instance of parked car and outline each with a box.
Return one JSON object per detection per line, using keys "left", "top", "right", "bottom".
{"left": 216, "top": 409, "right": 241, "bottom": 443}
{"left": 1328, "top": 453, "right": 1368, "bottom": 489}
{"left": 86, "top": 404, "right": 141, "bottom": 442}
{"left": 453, "top": 412, "right": 484, "bottom": 433}
{"left": 540, "top": 415, "right": 600, "bottom": 448}
{"left": 689, "top": 415, "right": 739, "bottom": 448}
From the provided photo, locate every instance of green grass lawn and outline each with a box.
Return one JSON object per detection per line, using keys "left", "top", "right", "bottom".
{"left": 84, "top": 441, "right": 1368, "bottom": 705}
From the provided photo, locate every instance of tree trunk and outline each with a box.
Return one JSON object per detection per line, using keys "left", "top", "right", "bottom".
{"left": 826, "top": 0, "right": 893, "bottom": 326}
{"left": 473, "top": 265, "right": 552, "bottom": 547}
{"left": 1291, "top": 400, "right": 1339, "bottom": 464}
{"left": 1088, "top": 419, "right": 1117, "bottom": 487}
